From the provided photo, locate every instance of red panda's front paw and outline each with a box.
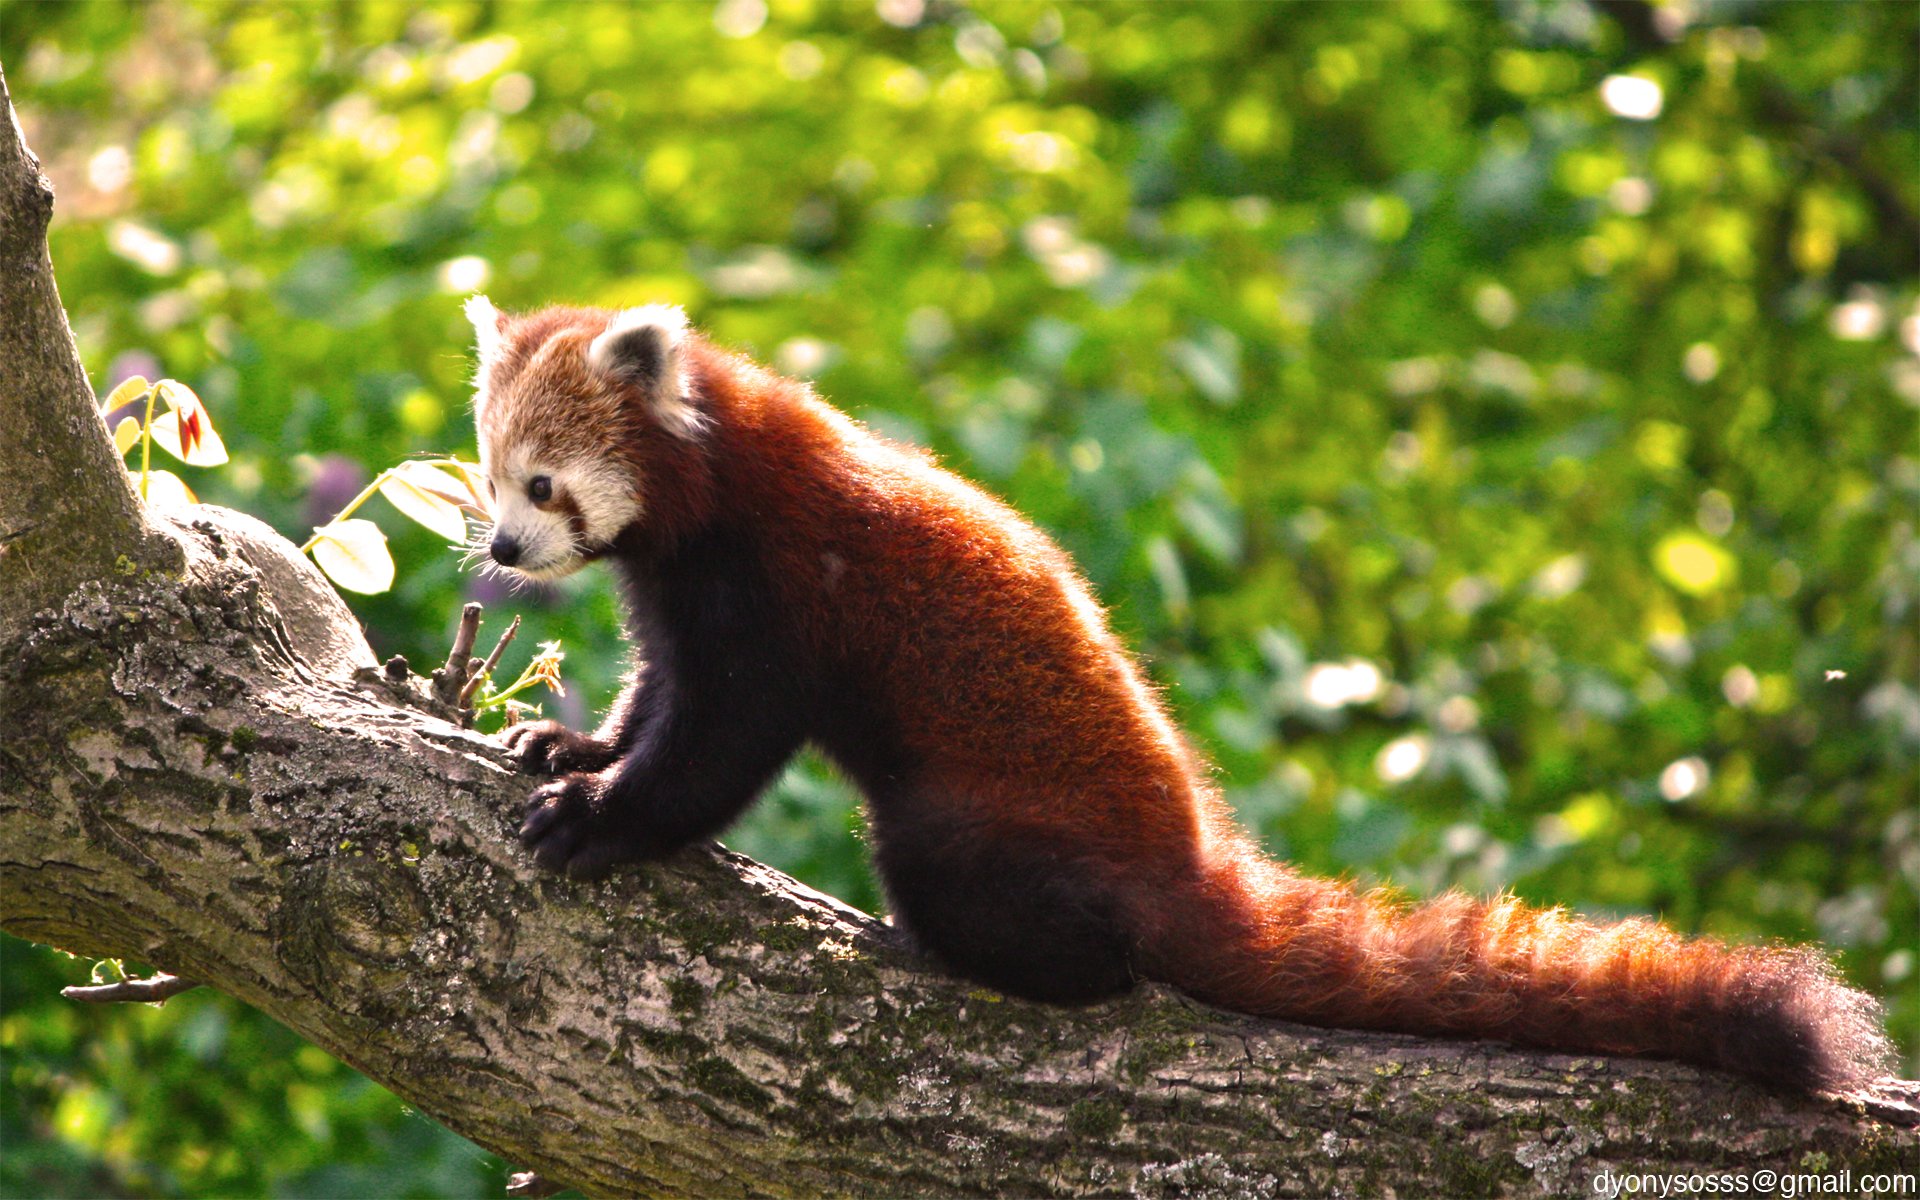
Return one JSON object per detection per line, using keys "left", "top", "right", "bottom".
{"left": 501, "top": 720, "right": 618, "bottom": 776}
{"left": 518, "top": 776, "right": 638, "bottom": 879}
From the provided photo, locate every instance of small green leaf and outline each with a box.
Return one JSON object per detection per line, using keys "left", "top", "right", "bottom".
{"left": 90, "top": 958, "right": 128, "bottom": 985}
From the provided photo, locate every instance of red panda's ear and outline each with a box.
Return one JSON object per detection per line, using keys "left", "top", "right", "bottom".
{"left": 465, "top": 294, "right": 507, "bottom": 378}
{"left": 587, "top": 304, "right": 703, "bottom": 438}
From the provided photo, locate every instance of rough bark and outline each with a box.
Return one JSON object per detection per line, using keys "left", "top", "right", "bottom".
{"left": 0, "top": 61, "right": 179, "bottom": 646}
{"left": 0, "top": 56, "right": 1912, "bottom": 1200}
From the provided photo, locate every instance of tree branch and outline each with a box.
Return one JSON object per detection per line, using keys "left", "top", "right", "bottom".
{"left": 0, "top": 54, "right": 1910, "bottom": 1200}
{"left": 0, "top": 60, "right": 179, "bottom": 646}
{"left": 62, "top": 972, "right": 203, "bottom": 1005}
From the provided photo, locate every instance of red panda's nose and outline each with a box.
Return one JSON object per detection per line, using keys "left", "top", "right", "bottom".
{"left": 489, "top": 532, "right": 524, "bottom": 568}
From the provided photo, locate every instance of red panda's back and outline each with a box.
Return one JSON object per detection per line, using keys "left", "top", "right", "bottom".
{"left": 733, "top": 391, "right": 1211, "bottom": 858}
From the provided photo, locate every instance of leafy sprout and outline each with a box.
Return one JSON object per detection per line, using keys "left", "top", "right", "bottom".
{"left": 103, "top": 369, "right": 488, "bottom": 599}
{"left": 100, "top": 374, "right": 228, "bottom": 506}
{"left": 299, "top": 458, "right": 490, "bottom": 595}
{"left": 468, "top": 640, "right": 567, "bottom": 731}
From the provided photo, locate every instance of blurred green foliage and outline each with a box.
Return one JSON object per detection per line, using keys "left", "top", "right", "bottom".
{"left": 2, "top": 0, "right": 1915, "bottom": 1194}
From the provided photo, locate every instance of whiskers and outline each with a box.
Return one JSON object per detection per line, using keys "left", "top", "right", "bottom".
{"left": 563, "top": 525, "right": 595, "bottom": 569}
{"left": 456, "top": 520, "right": 585, "bottom": 595}
{"left": 459, "top": 523, "right": 499, "bottom": 574}
{"left": 459, "top": 523, "right": 531, "bottom": 593}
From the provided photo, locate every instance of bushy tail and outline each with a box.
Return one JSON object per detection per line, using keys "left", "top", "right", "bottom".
{"left": 1143, "top": 842, "right": 1892, "bottom": 1094}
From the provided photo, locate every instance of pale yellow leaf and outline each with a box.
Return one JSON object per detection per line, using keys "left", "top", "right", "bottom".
{"left": 149, "top": 382, "right": 228, "bottom": 466}
{"left": 404, "top": 461, "right": 490, "bottom": 516}
{"left": 154, "top": 377, "right": 201, "bottom": 413}
{"left": 140, "top": 468, "right": 198, "bottom": 509}
{"left": 112, "top": 416, "right": 141, "bottom": 456}
{"left": 149, "top": 408, "right": 230, "bottom": 468}
{"left": 146, "top": 412, "right": 187, "bottom": 462}
{"left": 380, "top": 463, "right": 474, "bottom": 541}
{"left": 445, "top": 459, "right": 492, "bottom": 513}
{"left": 103, "top": 375, "right": 150, "bottom": 412}
{"left": 309, "top": 519, "right": 395, "bottom": 594}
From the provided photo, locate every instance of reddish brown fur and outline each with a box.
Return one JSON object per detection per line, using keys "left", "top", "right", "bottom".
{"left": 478, "top": 304, "right": 1895, "bottom": 1097}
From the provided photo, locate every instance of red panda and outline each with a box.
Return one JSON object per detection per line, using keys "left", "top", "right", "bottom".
{"left": 465, "top": 296, "right": 1894, "bottom": 1097}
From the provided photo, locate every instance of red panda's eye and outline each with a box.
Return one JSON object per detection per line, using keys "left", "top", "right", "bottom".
{"left": 529, "top": 476, "right": 553, "bottom": 503}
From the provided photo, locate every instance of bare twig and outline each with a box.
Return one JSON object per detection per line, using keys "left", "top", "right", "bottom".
{"left": 505, "top": 1170, "right": 563, "bottom": 1198}
{"left": 460, "top": 613, "right": 521, "bottom": 708}
{"left": 62, "top": 972, "right": 201, "bottom": 1005}
{"left": 431, "top": 602, "right": 484, "bottom": 706}
{"left": 443, "top": 601, "right": 482, "bottom": 676}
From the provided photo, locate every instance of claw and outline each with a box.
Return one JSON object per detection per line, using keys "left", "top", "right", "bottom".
{"left": 500, "top": 720, "right": 615, "bottom": 776}
{"left": 518, "top": 776, "right": 595, "bottom": 871}
{"left": 519, "top": 794, "right": 567, "bottom": 842}
{"left": 514, "top": 773, "right": 650, "bottom": 880}
{"left": 562, "top": 839, "right": 628, "bottom": 881}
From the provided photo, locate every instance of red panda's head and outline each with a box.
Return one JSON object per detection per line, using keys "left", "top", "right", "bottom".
{"left": 466, "top": 297, "right": 707, "bottom": 579}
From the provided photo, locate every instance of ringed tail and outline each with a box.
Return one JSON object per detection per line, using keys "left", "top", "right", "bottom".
{"left": 1143, "top": 837, "right": 1893, "bottom": 1094}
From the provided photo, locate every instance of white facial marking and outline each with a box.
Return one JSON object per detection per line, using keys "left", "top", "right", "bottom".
{"left": 484, "top": 448, "right": 641, "bottom": 581}
{"left": 568, "top": 461, "right": 643, "bottom": 540}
